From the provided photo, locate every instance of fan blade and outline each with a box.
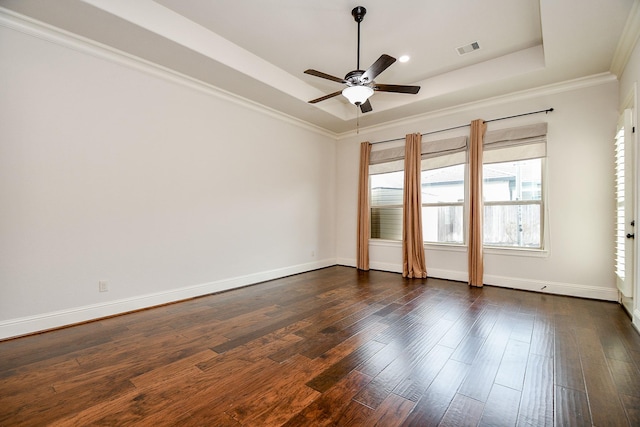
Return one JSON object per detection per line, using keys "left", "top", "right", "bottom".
{"left": 361, "top": 54, "right": 396, "bottom": 83}
{"left": 360, "top": 99, "right": 373, "bottom": 113}
{"left": 308, "top": 90, "right": 343, "bottom": 104}
{"left": 304, "top": 69, "right": 346, "bottom": 84}
{"left": 374, "top": 84, "right": 421, "bottom": 94}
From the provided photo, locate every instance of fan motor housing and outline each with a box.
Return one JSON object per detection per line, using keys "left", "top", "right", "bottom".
{"left": 345, "top": 70, "right": 366, "bottom": 85}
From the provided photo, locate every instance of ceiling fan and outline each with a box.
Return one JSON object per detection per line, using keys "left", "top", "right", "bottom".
{"left": 304, "top": 6, "right": 421, "bottom": 114}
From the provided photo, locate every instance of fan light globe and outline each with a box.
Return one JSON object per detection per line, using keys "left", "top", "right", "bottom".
{"left": 342, "top": 85, "right": 374, "bottom": 105}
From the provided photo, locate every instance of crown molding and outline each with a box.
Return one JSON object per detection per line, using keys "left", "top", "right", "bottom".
{"left": 611, "top": 0, "right": 640, "bottom": 76}
{"left": 337, "top": 73, "right": 617, "bottom": 141}
{"left": 0, "top": 8, "right": 338, "bottom": 141}
{"left": 1, "top": 4, "right": 627, "bottom": 144}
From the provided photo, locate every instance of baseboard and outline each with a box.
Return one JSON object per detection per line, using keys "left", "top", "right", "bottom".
{"left": 338, "top": 258, "right": 405, "bottom": 274}
{"left": 483, "top": 274, "right": 618, "bottom": 301}
{"left": 0, "top": 259, "right": 336, "bottom": 340}
{"left": 336, "top": 259, "right": 618, "bottom": 302}
{"left": 336, "top": 258, "right": 356, "bottom": 268}
{"left": 2, "top": 258, "right": 619, "bottom": 340}
{"left": 634, "top": 309, "right": 640, "bottom": 334}
{"left": 426, "top": 268, "right": 469, "bottom": 283}
{"left": 432, "top": 270, "right": 618, "bottom": 301}
{"left": 370, "top": 261, "right": 403, "bottom": 274}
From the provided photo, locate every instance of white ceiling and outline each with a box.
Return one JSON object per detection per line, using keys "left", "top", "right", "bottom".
{"left": 0, "top": 0, "right": 635, "bottom": 134}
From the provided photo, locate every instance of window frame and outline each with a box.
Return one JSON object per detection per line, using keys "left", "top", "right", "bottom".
{"left": 369, "top": 170, "right": 404, "bottom": 241}
{"left": 420, "top": 163, "right": 467, "bottom": 246}
{"left": 366, "top": 124, "right": 548, "bottom": 255}
{"left": 482, "top": 158, "right": 546, "bottom": 250}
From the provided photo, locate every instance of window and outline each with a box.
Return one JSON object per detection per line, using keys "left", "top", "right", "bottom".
{"left": 482, "top": 123, "right": 547, "bottom": 249}
{"left": 421, "top": 164, "right": 465, "bottom": 244}
{"left": 483, "top": 159, "right": 543, "bottom": 248}
{"left": 370, "top": 170, "right": 403, "bottom": 240}
{"left": 614, "top": 108, "right": 634, "bottom": 299}
{"left": 420, "top": 135, "right": 468, "bottom": 245}
{"left": 369, "top": 140, "right": 405, "bottom": 241}
{"left": 615, "top": 123, "right": 626, "bottom": 282}
{"left": 367, "top": 123, "right": 547, "bottom": 251}
{"left": 369, "top": 135, "right": 468, "bottom": 243}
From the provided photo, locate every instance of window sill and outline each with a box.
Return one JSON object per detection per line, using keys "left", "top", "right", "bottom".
{"left": 369, "top": 239, "right": 401, "bottom": 248}
{"left": 370, "top": 239, "right": 548, "bottom": 258}
{"left": 484, "top": 246, "right": 549, "bottom": 258}
{"left": 424, "top": 242, "right": 466, "bottom": 252}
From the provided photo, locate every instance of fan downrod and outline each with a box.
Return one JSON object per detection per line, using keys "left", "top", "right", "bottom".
{"left": 352, "top": 7, "right": 366, "bottom": 71}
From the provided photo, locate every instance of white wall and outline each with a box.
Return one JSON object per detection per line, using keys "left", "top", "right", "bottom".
{"left": 619, "top": 29, "right": 640, "bottom": 328}
{"left": 0, "top": 20, "right": 336, "bottom": 339}
{"left": 336, "top": 77, "right": 619, "bottom": 301}
{"left": 0, "top": 10, "right": 628, "bottom": 340}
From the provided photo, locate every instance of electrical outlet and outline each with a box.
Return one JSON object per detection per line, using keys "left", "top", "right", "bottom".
{"left": 99, "top": 281, "right": 108, "bottom": 292}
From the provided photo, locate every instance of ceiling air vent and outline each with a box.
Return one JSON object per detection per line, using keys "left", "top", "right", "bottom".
{"left": 457, "top": 41, "right": 480, "bottom": 55}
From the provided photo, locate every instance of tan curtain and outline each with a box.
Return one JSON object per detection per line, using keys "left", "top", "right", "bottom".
{"left": 468, "top": 119, "right": 487, "bottom": 287}
{"left": 357, "top": 142, "right": 372, "bottom": 271}
{"left": 402, "top": 133, "right": 427, "bottom": 278}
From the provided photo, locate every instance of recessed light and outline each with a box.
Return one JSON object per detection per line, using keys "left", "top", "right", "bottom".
{"left": 399, "top": 55, "right": 410, "bottom": 63}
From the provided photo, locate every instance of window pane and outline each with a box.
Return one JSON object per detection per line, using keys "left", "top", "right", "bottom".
{"left": 422, "top": 205, "right": 463, "bottom": 244}
{"left": 483, "top": 159, "right": 541, "bottom": 202}
{"left": 421, "top": 164, "right": 465, "bottom": 203}
{"left": 370, "top": 171, "right": 404, "bottom": 206}
{"left": 371, "top": 207, "right": 402, "bottom": 240}
{"left": 484, "top": 204, "right": 541, "bottom": 248}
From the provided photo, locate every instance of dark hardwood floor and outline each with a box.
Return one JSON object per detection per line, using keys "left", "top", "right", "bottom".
{"left": 1, "top": 266, "right": 639, "bottom": 426}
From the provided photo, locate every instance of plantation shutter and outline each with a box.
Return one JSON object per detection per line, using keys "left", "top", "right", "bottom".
{"left": 615, "top": 109, "right": 634, "bottom": 297}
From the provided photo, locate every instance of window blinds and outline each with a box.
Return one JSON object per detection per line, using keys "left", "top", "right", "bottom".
{"left": 420, "top": 136, "right": 468, "bottom": 170}
{"left": 483, "top": 122, "right": 547, "bottom": 164}
{"left": 369, "top": 142, "right": 405, "bottom": 174}
{"left": 369, "top": 135, "right": 468, "bottom": 174}
{"left": 369, "top": 122, "right": 546, "bottom": 172}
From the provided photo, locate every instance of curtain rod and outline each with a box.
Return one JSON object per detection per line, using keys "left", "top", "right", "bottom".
{"left": 371, "top": 107, "right": 554, "bottom": 145}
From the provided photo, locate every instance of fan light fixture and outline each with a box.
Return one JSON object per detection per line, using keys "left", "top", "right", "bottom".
{"left": 342, "top": 85, "right": 374, "bottom": 105}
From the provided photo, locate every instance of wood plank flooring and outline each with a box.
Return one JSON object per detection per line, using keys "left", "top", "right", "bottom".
{"left": 1, "top": 266, "right": 640, "bottom": 426}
